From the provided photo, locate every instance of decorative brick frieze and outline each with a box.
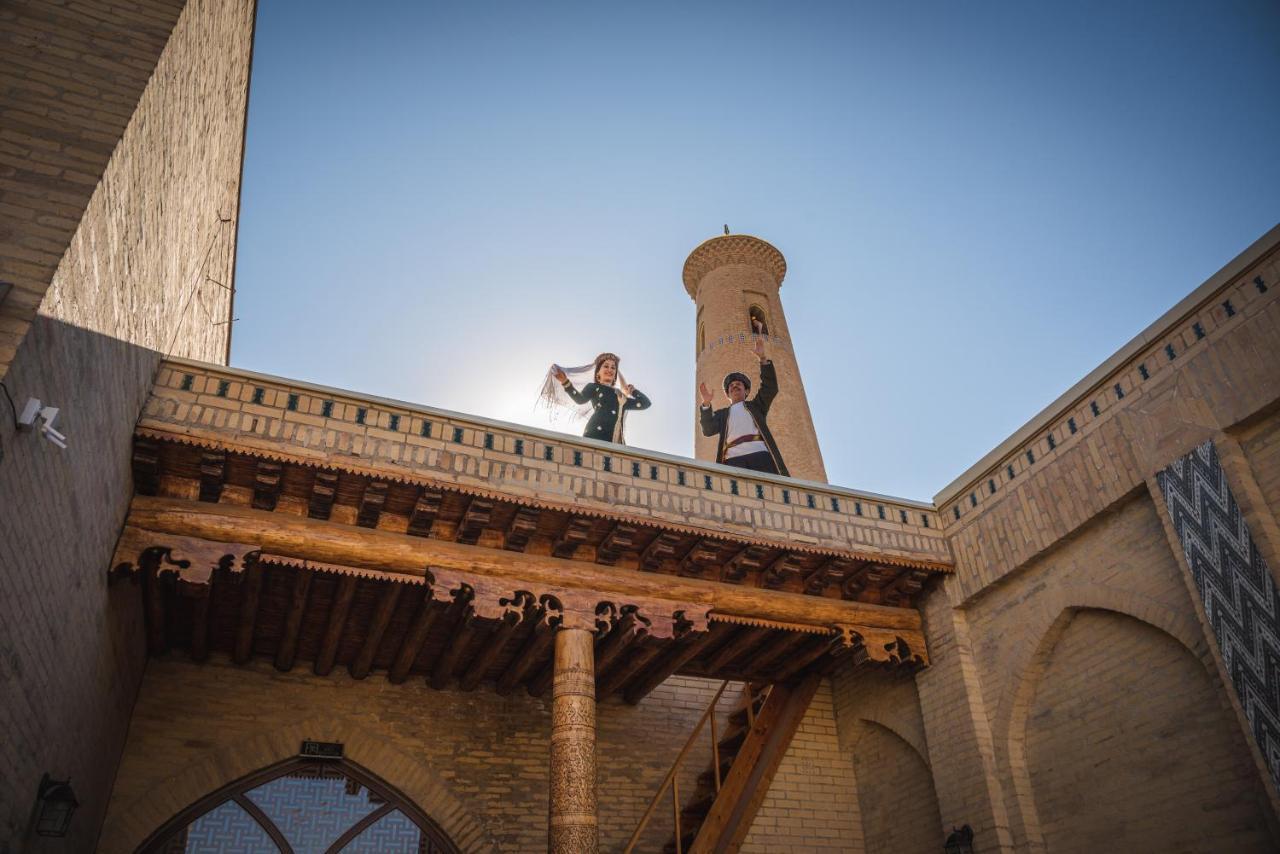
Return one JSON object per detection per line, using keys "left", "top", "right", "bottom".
{"left": 140, "top": 359, "right": 952, "bottom": 568}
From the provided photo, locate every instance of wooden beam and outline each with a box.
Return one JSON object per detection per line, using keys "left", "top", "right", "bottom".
{"left": 623, "top": 623, "right": 735, "bottom": 704}
{"left": 356, "top": 481, "right": 389, "bottom": 529}
{"left": 639, "top": 531, "right": 683, "bottom": 572}
{"left": 132, "top": 437, "right": 160, "bottom": 496}
{"left": 308, "top": 471, "right": 339, "bottom": 520}
{"left": 407, "top": 488, "right": 443, "bottom": 537}
{"left": 252, "top": 461, "right": 282, "bottom": 511}
{"left": 596, "top": 522, "right": 640, "bottom": 566}
{"left": 496, "top": 611, "right": 553, "bottom": 695}
{"left": 840, "top": 561, "right": 873, "bottom": 600}
{"left": 679, "top": 540, "right": 721, "bottom": 578}
{"left": 770, "top": 634, "right": 836, "bottom": 682}
{"left": 143, "top": 563, "right": 167, "bottom": 655}
{"left": 703, "top": 626, "right": 771, "bottom": 673}
{"left": 456, "top": 497, "right": 494, "bottom": 546}
{"left": 688, "top": 674, "right": 822, "bottom": 854}
{"left": 596, "top": 640, "right": 664, "bottom": 699}
{"left": 314, "top": 575, "right": 357, "bottom": 676}
{"left": 431, "top": 598, "right": 480, "bottom": 689}
{"left": 459, "top": 598, "right": 529, "bottom": 691}
{"left": 503, "top": 507, "right": 541, "bottom": 552}
{"left": 748, "top": 631, "right": 812, "bottom": 674}
{"left": 388, "top": 589, "right": 440, "bottom": 684}
{"left": 274, "top": 567, "right": 312, "bottom": 671}
{"left": 721, "top": 545, "right": 771, "bottom": 584}
{"left": 125, "top": 497, "right": 925, "bottom": 633}
{"left": 881, "top": 568, "right": 930, "bottom": 607}
{"left": 593, "top": 613, "right": 644, "bottom": 677}
{"left": 801, "top": 558, "right": 839, "bottom": 596}
{"left": 552, "top": 516, "right": 593, "bottom": 559}
{"left": 198, "top": 450, "right": 226, "bottom": 503}
{"left": 233, "top": 560, "right": 264, "bottom": 664}
{"left": 349, "top": 583, "right": 403, "bottom": 679}
{"left": 760, "top": 553, "right": 798, "bottom": 589}
{"left": 189, "top": 585, "right": 212, "bottom": 663}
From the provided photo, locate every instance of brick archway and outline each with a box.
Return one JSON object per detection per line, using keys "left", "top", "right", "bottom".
{"left": 101, "top": 717, "right": 496, "bottom": 854}
{"left": 848, "top": 718, "right": 943, "bottom": 853}
{"left": 999, "top": 599, "right": 1232, "bottom": 852}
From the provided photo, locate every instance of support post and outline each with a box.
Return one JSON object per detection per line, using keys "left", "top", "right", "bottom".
{"left": 549, "top": 626, "right": 598, "bottom": 853}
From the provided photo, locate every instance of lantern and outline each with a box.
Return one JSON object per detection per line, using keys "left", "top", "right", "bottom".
{"left": 34, "top": 774, "right": 78, "bottom": 837}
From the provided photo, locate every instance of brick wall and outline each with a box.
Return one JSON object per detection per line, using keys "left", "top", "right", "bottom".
{"left": 98, "top": 659, "right": 734, "bottom": 853}
{"left": 0, "top": 0, "right": 185, "bottom": 378}
{"left": 848, "top": 722, "right": 941, "bottom": 853}
{"left": 0, "top": 0, "right": 253, "bottom": 850}
{"left": 740, "top": 681, "right": 860, "bottom": 853}
{"left": 938, "top": 239, "right": 1280, "bottom": 603}
{"left": 830, "top": 664, "right": 941, "bottom": 851}
{"left": 1025, "top": 609, "right": 1272, "bottom": 852}
{"left": 910, "top": 227, "right": 1280, "bottom": 853}
{"left": 1240, "top": 409, "right": 1280, "bottom": 513}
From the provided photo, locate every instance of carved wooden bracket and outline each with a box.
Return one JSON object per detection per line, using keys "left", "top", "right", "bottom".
{"left": 424, "top": 565, "right": 709, "bottom": 638}
{"left": 108, "top": 526, "right": 260, "bottom": 587}
{"left": 407, "top": 488, "right": 443, "bottom": 536}
{"left": 836, "top": 624, "right": 928, "bottom": 667}
{"left": 503, "top": 507, "right": 541, "bottom": 552}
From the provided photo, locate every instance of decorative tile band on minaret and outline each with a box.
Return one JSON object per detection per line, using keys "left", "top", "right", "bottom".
{"left": 684, "top": 234, "right": 828, "bottom": 483}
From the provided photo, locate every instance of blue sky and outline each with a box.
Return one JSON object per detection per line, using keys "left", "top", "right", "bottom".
{"left": 231, "top": 1, "right": 1280, "bottom": 500}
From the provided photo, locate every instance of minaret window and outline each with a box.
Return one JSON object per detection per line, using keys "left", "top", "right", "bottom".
{"left": 748, "top": 305, "right": 770, "bottom": 336}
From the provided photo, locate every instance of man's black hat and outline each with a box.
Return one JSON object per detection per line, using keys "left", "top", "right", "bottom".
{"left": 723, "top": 372, "right": 751, "bottom": 393}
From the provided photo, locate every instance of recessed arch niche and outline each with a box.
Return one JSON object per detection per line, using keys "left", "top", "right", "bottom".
{"left": 137, "top": 756, "right": 461, "bottom": 854}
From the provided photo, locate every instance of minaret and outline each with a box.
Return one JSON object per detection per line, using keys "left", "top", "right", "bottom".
{"left": 683, "top": 234, "right": 828, "bottom": 483}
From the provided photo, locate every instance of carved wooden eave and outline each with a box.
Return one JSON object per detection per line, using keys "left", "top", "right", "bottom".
{"left": 117, "top": 360, "right": 950, "bottom": 699}
{"left": 135, "top": 428, "right": 949, "bottom": 573}
{"left": 110, "top": 497, "right": 929, "bottom": 700}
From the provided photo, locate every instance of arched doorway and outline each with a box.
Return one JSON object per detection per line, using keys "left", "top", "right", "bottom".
{"left": 138, "top": 756, "right": 461, "bottom": 853}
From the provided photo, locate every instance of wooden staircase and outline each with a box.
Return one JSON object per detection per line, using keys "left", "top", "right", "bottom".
{"left": 663, "top": 684, "right": 767, "bottom": 853}
{"left": 626, "top": 674, "right": 821, "bottom": 854}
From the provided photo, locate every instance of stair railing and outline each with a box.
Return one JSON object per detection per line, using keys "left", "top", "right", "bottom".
{"left": 623, "top": 680, "right": 732, "bottom": 854}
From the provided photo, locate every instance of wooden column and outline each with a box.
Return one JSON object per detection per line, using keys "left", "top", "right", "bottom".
{"left": 549, "top": 626, "right": 598, "bottom": 853}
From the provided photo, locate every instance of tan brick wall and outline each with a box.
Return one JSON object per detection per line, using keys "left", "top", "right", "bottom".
{"left": 0, "top": 0, "right": 253, "bottom": 850}
{"left": 99, "top": 659, "right": 732, "bottom": 853}
{"left": 849, "top": 722, "right": 941, "bottom": 853}
{"left": 939, "top": 244, "right": 1280, "bottom": 602}
{"left": 0, "top": 0, "right": 186, "bottom": 378}
{"left": 829, "top": 663, "right": 942, "bottom": 852}
{"left": 1240, "top": 409, "right": 1280, "bottom": 514}
{"left": 740, "top": 681, "right": 860, "bottom": 853}
{"left": 1024, "top": 609, "right": 1272, "bottom": 853}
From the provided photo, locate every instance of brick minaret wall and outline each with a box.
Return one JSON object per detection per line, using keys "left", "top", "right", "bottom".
{"left": 684, "top": 235, "right": 828, "bottom": 483}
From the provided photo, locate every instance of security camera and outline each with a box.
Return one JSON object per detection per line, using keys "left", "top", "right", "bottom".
{"left": 17, "top": 398, "right": 68, "bottom": 450}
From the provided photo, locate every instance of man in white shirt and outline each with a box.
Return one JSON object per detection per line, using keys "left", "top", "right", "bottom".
{"left": 697, "top": 336, "right": 789, "bottom": 476}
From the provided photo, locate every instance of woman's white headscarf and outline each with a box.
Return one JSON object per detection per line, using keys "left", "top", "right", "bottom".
{"left": 537, "top": 353, "right": 629, "bottom": 423}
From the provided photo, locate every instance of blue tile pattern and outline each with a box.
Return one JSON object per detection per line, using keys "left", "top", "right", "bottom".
{"left": 1157, "top": 441, "right": 1280, "bottom": 791}
{"left": 182, "top": 800, "right": 278, "bottom": 853}
{"left": 340, "top": 810, "right": 423, "bottom": 853}
{"left": 246, "top": 774, "right": 380, "bottom": 853}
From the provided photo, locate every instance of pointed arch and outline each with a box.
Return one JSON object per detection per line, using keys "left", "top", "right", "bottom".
{"left": 1002, "top": 599, "right": 1267, "bottom": 852}
{"left": 848, "top": 719, "right": 943, "bottom": 854}
{"left": 103, "top": 717, "right": 496, "bottom": 853}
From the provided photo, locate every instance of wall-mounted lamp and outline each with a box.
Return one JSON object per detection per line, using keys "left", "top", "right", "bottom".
{"left": 35, "top": 774, "right": 79, "bottom": 837}
{"left": 944, "top": 824, "right": 975, "bottom": 854}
